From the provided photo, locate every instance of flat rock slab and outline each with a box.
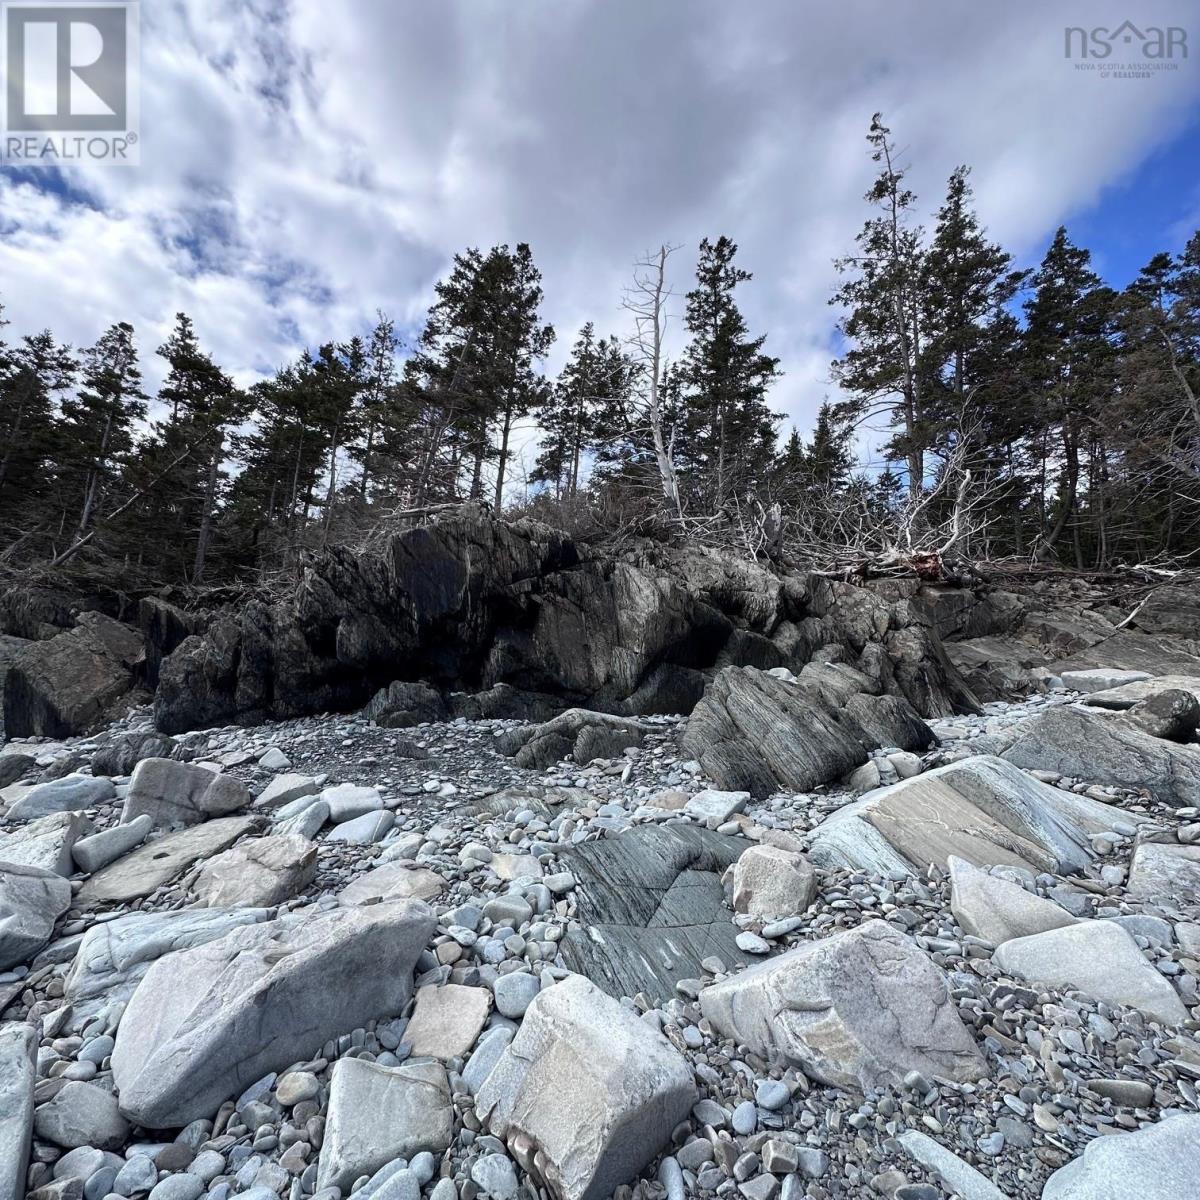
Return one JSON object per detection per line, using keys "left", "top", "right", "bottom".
{"left": 0, "top": 861, "right": 72, "bottom": 970}
{"left": 1062, "top": 669, "right": 1153, "bottom": 695}
{"left": 318, "top": 1058, "right": 453, "bottom": 1191}
{"left": 897, "top": 1130, "right": 1008, "bottom": 1200}
{"left": 1052, "top": 630, "right": 1200, "bottom": 678}
{"left": 0, "top": 811, "right": 90, "bottom": 876}
{"left": 808, "top": 755, "right": 1143, "bottom": 877}
{"left": 1126, "top": 841, "right": 1200, "bottom": 910}
{"left": 122, "top": 758, "right": 250, "bottom": 830}
{"left": 1083, "top": 675, "right": 1200, "bottom": 709}
{"left": 0, "top": 1023, "right": 37, "bottom": 1200}
{"left": 76, "top": 816, "right": 261, "bottom": 906}
{"left": 8, "top": 775, "right": 115, "bottom": 822}
{"left": 994, "top": 920, "right": 1188, "bottom": 1027}
{"left": 476, "top": 975, "right": 697, "bottom": 1200}
{"left": 63, "top": 906, "right": 275, "bottom": 1029}
{"left": 948, "top": 856, "right": 1077, "bottom": 946}
{"left": 700, "top": 920, "right": 988, "bottom": 1092}
{"left": 557, "top": 824, "right": 751, "bottom": 1003}
{"left": 339, "top": 863, "right": 447, "bottom": 907}
{"left": 112, "top": 899, "right": 436, "bottom": 1128}
{"left": 404, "top": 984, "right": 491, "bottom": 1059}
{"left": 190, "top": 834, "right": 317, "bottom": 908}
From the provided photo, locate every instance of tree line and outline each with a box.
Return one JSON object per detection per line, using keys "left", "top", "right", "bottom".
{"left": 1, "top": 113, "right": 1197, "bottom": 584}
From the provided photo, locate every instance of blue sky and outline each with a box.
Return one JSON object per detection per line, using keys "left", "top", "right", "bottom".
{"left": 1, "top": 0, "right": 1198, "bottom": 488}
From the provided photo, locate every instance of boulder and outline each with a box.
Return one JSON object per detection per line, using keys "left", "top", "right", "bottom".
{"left": 317, "top": 1058, "right": 453, "bottom": 1191}
{"left": 122, "top": 758, "right": 251, "bottom": 830}
{"left": 189, "top": 834, "right": 317, "bottom": 908}
{"left": 0, "top": 811, "right": 90, "bottom": 875}
{"left": 808, "top": 756, "right": 1143, "bottom": 876}
{"left": 683, "top": 790, "right": 749, "bottom": 825}
{"left": 1002, "top": 706, "right": 1200, "bottom": 807}
{"left": 731, "top": 846, "right": 817, "bottom": 922}
{"left": 0, "top": 752, "right": 36, "bottom": 788}
{"left": 1126, "top": 840, "right": 1200, "bottom": 909}
{"left": 256, "top": 774, "right": 319, "bottom": 810}
{"left": 63, "top": 907, "right": 275, "bottom": 1028}
{"left": 320, "top": 783, "right": 383, "bottom": 823}
{"left": 0, "top": 1022, "right": 37, "bottom": 1200}
{"left": 1122, "top": 690, "right": 1200, "bottom": 743}
{"left": 557, "top": 825, "right": 751, "bottom": 1002}
{"left": 1083, "top": 674, "right": 1200, "bottom": 710}
{"left": 363, "top": 680, "right": 448, "bottom": 728}
{"left": 327, "top": 811, "right": 393, "bottom": 844}
{"left": 0, "top": 861, "right": 72, "bottom": 969}
{"left": 475, "top": 975, "right": 697, "bottom": 1200}
{"left": 1061, "top": 669, "right": 1153, "bottom": 694}
{"left": 34, "top": 1079, "right": 129, "bottom": 1150}
{"left": 91, "top": 732, "right": 179, "bottom": 778}
{"left": 71, "top": 814, "right": 153, "bottom": 874}
{"left": 994, "top": 921, "right": 1188, "bottom": 1027}
{"left": 404, "top": 984, "right": 491, "bottom": 1060}
{"left": 1041, "top": 1113, "right": 1200, "bottom": 1200}
{"left": 1131, "top": 585, "right": 1200, "bottom": 638}
{"left": 681, "top": 667, "right": 934, "bottom": 799}
{"left": 111, "top": 899, "right": 436, "bottom": 1127}
{"left": 339, "top": 863, "right": 447, "bottom": 907}
{"left": 497, "top": 710, "right": 652, "bottom": 770}
{"left": 896, "top": 1131, "right": 1008, "bottom": 1200}
{"left": 8, "top": 774, "right": 116, "bottom": 822}
{"left": 76, "top": 816, "right": 262, "bottom": 906}
{"left": 700, "top": 920, "right": 987, "bottom": 1092}
{"left": 948, "top": 856, "right": 1077, "bottom": 945}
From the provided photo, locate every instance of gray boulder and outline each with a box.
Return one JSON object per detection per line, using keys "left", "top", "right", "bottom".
{"left": 0, "top": 752, "right": 36, "bottom": 788}
{"left": 497, "top": 710, "right": 652, "bottom": 770}
{"left": 257, "top": 773, "right": 319, "bottom": 809}
{"left": 994, "top": 921, "right": 1188, "bottom": 1027}
{"left": 8, "top": 774, "right": 115, "bottom": 822}
{"left": 63, "top": 906, "right": 275, "bottom": 1028}
{"left": 111, "top": 900, "right": 436, "bottom": 1127}
{"left": 731, "top": 845, "right": 817, "bottom": 922}
{"left": 948, "top": 855, "right": 1077, "bottom": 945}
{"left": 339, "top": 863, "right": 447, "bottom": 907}
{"left": 475, "top": 975, "right": 697, "bottom": 1200}
{"left": 0, "top": 810, "right": 90, "bottom": 875}
{"left": 404, "top": 984, "right": 491, "bottom": 1060}
{"left": 1002, "top": 706, "right": 1200, "bottom": 807}
{"left": 1042, "top": 1113, "right": 1200, "bottom": 1200}
{"left": 700, "top": 920, "right": 988, "bottom": 1092}
{"left": 1122, "top": 689, "right": 1200, "bottom": 743}
{"left": 1126, "top": 840, "right": 1200, "bottom": 909}
{"left": 808, "top": 755, "right": 1142, "bottom": 876}
{"left": 0, "top": 861, "right": 72, "bottom": 969}
{"left": 71, "top": 814, "right": 153, "bottom": 874}
{"left": 33, "top": 1080, "right": 129, "bottom": 1149}
{"left": 122, "top": 758, "right": 251, "bottom": 830}
{"left": 189, "top": 834, "right": 317, "bottom": 908}
{"left": 91, "top": 732, "right": 179, "bottom": 778}
{"left": 1061, "top": 669, "right": 1152, "bottom": 694}
{"left": 317, "top": 1058, "right": 453, "bottom": 1191}
{"left": 0, "top": 1022, "right": 36, "bottom": 1200}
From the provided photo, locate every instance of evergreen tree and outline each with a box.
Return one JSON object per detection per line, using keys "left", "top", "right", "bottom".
{"left": 677, "top": 236, "right": 780, "bottom": 509}
{"left": 350, "top": 315, "right": 403, "bottom": 502}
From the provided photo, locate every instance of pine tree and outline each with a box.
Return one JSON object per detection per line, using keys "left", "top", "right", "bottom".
{"left": 350, "top": 315, "right": 403, "bottom": 502}
{"left": 677, "top": 236, "right": 780, "bottom": 509}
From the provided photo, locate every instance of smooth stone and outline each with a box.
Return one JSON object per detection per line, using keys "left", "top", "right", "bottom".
{"left": 72, "top": 816, "right": 153, "bottom": 874}
{"left": 34, "top": 1081, "right": 129, "bottom": 1150}
{"left": 9, "top": 776, "right": 115, "bottom": 822}
{"left": 403, "top": 985, "right": 490, "bottom": 1060}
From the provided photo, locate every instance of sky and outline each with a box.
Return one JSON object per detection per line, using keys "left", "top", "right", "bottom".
{"left": 1, "top": 0, "right": 1199, "bottom": 483}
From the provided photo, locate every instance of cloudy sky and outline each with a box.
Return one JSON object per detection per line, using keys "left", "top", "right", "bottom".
{"left": 2, "top": 0, "right": 1199, "bottom": 473}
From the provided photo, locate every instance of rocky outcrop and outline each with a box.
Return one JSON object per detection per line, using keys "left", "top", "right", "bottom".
{"left": 152, "top": 511, "right": 980, "bottom": 734}
{"left": 0, "top": 862, "right": 71, "bottom": 969}
{"left": 497, "top": 710, "right": 654, "bottom": 770}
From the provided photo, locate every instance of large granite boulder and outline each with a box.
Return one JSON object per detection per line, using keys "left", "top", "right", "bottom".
{"left": 1001, "top": 706, "right": 1200, "bottom": 807}
{"left": 557, "top": 825, "right": 750, "bottom": 1002}
{"left": 1041, "top": 1113, "right": 1200, "bottom": 1200}
{"left": 122, "top": 758, "right": 250, "bottom": 830}
{"left": 3, "top": 612, "right": 143, "bottom": 738}
{"left": 807, "top": 756, "right": 1143, "bottom": 876}
{"left": 681, "top": 666, "right": 934, "bottom": 798}
{"left": 700, "top": 920, "right": 987, "bottom": 1092}
{"left": 0, "top": 1023, "right": 36, "bottom": 1200}
{"left": 993, "top": 921, "right": 1188, "bottom": 1027}
{"left": 0, "top": 861, "right": 71, "bottom": 969}
{"left": 189, "top": 834, "right": 317, "bottom": 907}
{"left": 63, "top": 907, "right": 275, "bottom": 1029}
{"left": 475, "top": 975, "right": 697, "bottom": 1200}
{"left": 111, "top": 899, "right": 436, "bottom": 1127}
{"left": 318, "top": 1058, "right": 454, "bottom": 1191}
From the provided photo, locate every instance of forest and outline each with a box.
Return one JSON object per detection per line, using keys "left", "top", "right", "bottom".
{"left": 1, "top": 115, "right": 1198, "bottom": 588}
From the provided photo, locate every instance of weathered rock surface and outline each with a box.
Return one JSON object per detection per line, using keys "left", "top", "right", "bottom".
{"left": 0, "top": 1022, "right": 36, "bottom": 1200}
{"left": 557, "top": 825, "right": 750, "bottom": 1002}
{"left": 1126, "top": 840, "right": 1200, "bottom": 909}
{"left": 948, "top": 855, "right": 1077, "bottom": 945}
{"left": 1002, "top": 706, "right": 1200, "bottom": 806}
{"left": 70, "top": 814, "right": 153, "bottom": 874}
{"left": 63, "top": 907, "right": 275, "bottom": 1027}
{"left": 475, "top": 975, "right": 697, "bottom": 1200}
{"left": 0, "top": 810, "right": 90, "bottom": 875}
{"left": 808, "top": 756, "right": 1137, "bottom": 876}
{"left": 1041, "top": 1112, "right": 1200, "bottom": 1200}
{"left": 682, "top": 665, "right": 934, "bottom": 798}
{"left": 122, "top": 758, "right": 251, "bottom": 830}
{"left": 189, "top": 834, "right": 317, "bottom": 907}
{"left": 111, "top": 899, "right": 436, "bottom": 1127}
{"left": 0, "top": 752, "right": 36, "bottom": 788}
{"left": 1122, "top": 689, "right": 1200, "bottom": 743}
{"left": 338, "top": 862, "right": 447, "bottom": 906}
{"left": 497, "top": 710, "right": 652, "bottom": 770}
{"left": 404, "top": 984, "right": 490, "bottom": 1060}
{"left": 1061, "top": 668, "right": 1153, "bottom": 694}
{"left": 7, "top": 774, "right": 116, "bottom": 822}
{"left": 318, "top": 1058, "right": 453, "bottom": 1191}
{"left": 76, "top": 816, "right": 261, "bottom": 906}
{"left": 994, "top": 921, "right": 1188, "bottom": 1027}
{"left": 731, "top": 845, "right": 817, "bottom": 922}
{"left": 2, "top": 612, "right": 144, "bottom": 738}
{"left": 896, "top": 1130, "right": 1008, "bottom": 1200}
{"left": 700, "top": 920, "right": 988, "bottom": 1091}
{"left": 0, "top": 861, "right": 72, "bottom": 969}
{"left": 91, "top": 732, "right": 180, "bottom": 778}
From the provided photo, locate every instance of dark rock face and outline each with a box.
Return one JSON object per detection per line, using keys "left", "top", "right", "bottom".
{"left": 3, "top": 613, "right": 145, "bottom": 739}
{"left": 496, "top": 710, "right": 652, "bottom": 770}
{"left": 153, "top": 512, "right": 980, "bottom": 735}
{"left": 557, "top": 825, "right": 751, "bottom": 1002}
{"left": 91, "top": 732, "right": 182, "bottom": 778}
{"left": 681, "top": 666, "right": 935, "bottom": 799}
